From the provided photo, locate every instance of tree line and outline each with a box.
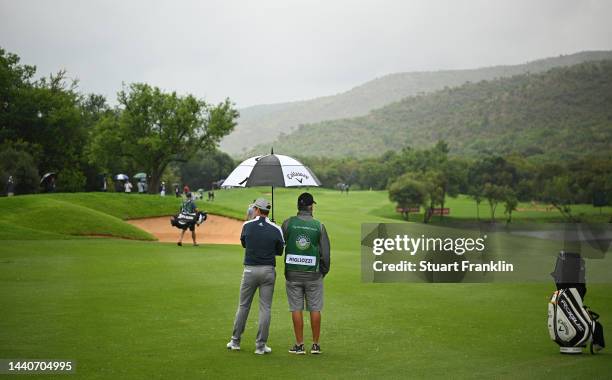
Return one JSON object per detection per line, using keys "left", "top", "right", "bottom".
{"left": 301, "top": 141, "right": 612, "bottom": 223}
{"left": 0, "top": 48, "right": 238, "bottom": 194}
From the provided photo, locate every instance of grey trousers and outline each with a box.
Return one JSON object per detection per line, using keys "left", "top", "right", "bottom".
{"left": 231, "top": 265, "right": 276, "bottom": 348}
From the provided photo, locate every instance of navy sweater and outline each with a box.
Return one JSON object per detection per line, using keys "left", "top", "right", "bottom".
{"left": 241, "top": 216, "right": 285, "bottom": 266}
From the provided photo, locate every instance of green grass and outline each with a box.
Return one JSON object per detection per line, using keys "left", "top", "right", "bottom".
{"left": 1, "top": 190, "right": 611, "bottom": 379}
{"left": 0, "top": 193, "right": 247, "bottom": 240}
{"left": 1, "top": 191, "right": 609, "bottom": 241}
{"left": 0, "top": 196, "right": 154, "bottom": 240}
{"left": 371, "top": 194, "right": 612, "bottom": 224}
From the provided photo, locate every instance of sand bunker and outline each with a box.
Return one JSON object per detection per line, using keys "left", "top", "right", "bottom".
{"left": 127, "top": 215, "right": 243, "bottom": 244}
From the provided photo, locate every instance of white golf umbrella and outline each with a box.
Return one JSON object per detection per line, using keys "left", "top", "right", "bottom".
{"left": 222, "top": 149, "right": 321, "bottom": 220}
{"left": 115, "top": 174, "right": 129, "bottom": 181}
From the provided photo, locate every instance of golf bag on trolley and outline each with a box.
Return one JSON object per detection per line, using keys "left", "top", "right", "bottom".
{"left": 548, "top": 252, "right": 605, "bottom": 354}
{"left": 170, "top": 211, "right": 207, "bottom": 230}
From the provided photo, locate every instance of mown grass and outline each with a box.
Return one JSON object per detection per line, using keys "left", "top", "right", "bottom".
{"left": 0, "top": 192, "right": 247, "bottom": 240}
{"left": 2, "top": 190, "right": 609, "bottom": 241}
{"left": 1, "top": 240, "right": 610, "bottom": 379}
{"left": 0, "top": 190, "right": 611, "bottom": 379}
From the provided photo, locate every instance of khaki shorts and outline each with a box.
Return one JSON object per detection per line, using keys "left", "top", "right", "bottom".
{"left": 285, "top": 278, "right": 323, "bottom": 312}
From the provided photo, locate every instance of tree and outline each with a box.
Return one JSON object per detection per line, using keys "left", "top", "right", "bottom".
{"left": 503, "top": 190, "right": 518, "bottom": 223}
{"left": 1, "top": 48, "right": 100, "bottom": 192}
{"left": 438, "top": 159, "right": 467, "bottom": 220}
{"left": 388, "top": 174, "right": 429, "bottom": 221}
{"left": 0, "top": 146, "right": 39, "bottom": 195}
{"left": 467, "top": 164, "right": 485, "bottom": 220}
{"left": 483, "top": 183, "right": 507, "bottom": 222}
{"left": 179, "top": 149, "right": 235, "bottom": 191}
{"left": 540, "top": 176, "right": 578, "bottom": 222}
{"left": 89, "top": 83, "right": 238, "bottom": 193}
{"left": 419, "top": 171, "right": 445, "bottom": 223}
{"left": 470, "top": 156, "right": 518, "bottom": 222}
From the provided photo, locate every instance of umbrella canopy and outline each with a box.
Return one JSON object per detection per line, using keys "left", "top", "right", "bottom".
{"left": 40, "top": 172, "right": 55, "bottom": 184}
{"left": 115, "top": 174, "right": 129, "bottom": 181}
{"left": 222, "top": 150, "right": 320, "bottom": 221}
{"left": 133, "top": 172, "right": 147, "bottom": 179}
{"left": 222, "top": 153, "right": 321, "bottom": 188}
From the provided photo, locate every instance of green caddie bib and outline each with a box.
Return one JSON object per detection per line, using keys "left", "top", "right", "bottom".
{"left": 285, "top": 216, "right": 321, "bottom": 272}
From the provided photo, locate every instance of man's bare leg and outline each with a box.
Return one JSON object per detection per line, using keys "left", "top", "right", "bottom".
{"left": 310, "top": 311, "right": 321, "bottom": 344}
{"left": 192, "top": 230, "right": 197, "bottom": 245}
{"left": 178, "top": 229, "right": 186, "bottom": 245}
{"left": 291, "top": 311, "right": 304, "bottom": 344}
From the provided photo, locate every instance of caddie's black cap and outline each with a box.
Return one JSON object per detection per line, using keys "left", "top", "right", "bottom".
{"left": 297, "top": 192, "right": 316, "bottom": 207}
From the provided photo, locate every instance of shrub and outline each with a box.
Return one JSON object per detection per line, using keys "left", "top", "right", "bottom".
{"left": 56, "top": 168, "right": 86, "bottom": 192}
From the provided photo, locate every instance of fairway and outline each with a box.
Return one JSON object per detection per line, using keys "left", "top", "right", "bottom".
{"left": 1, "top": 190, "right": 611, "bottom": 379}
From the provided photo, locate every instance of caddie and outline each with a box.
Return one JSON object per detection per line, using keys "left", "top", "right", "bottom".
{"left": 282, "top": 192, "right": 331, "bottom": 355}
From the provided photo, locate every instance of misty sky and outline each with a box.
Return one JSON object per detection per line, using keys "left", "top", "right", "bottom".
{"left": 1, "top": 0, "right": 611, "bottom": 108}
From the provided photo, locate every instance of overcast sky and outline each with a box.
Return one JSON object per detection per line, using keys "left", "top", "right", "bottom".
{"left": 1, "top": 0, "right": 611, "bottom": 108}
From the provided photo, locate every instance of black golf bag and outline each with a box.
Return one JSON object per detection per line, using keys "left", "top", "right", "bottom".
{"left": 548, "top": 252, "right": 605, "bottom": 354}
{"left": 170, "top": 211, "right": 207, "bottom": 230}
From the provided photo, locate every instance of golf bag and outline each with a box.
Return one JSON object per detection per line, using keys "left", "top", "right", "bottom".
{"left": 548, "top": 251, "right": 605, "bottom": 354}
{"left": 170, "top": 211, "right": 207, "bottom": 230}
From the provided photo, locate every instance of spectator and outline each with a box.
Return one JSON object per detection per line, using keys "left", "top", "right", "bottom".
{"left": 6, "top": 175, "right": 15, "bottom": 196}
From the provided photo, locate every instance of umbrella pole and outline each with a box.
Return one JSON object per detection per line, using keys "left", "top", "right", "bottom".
{"left": 271, "top": 185, "right": 275, "bottom": 222}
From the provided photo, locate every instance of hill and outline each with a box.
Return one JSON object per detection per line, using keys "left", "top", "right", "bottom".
{"left": 249, "top": 60, "right": 612, "bottom": 159}
{"left": 0, "top": 193, "right": 245, "bottom": 240}
{"left": 222, "top": 51, "right": 612, "bottom": 155}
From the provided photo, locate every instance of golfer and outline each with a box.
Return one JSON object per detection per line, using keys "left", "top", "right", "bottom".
{"left": 282, "top": 192, "right": 330, "bottom": 355}
{"left": 177, "top": 192, "right": 199, "bottom": 246}
{"left": 227, "top": 198, "right": 284, "bottom": 354}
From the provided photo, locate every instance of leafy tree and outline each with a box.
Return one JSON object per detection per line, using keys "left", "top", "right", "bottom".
{"left": 89, "top": 83, "right": 238, "bottom": 193}
{"left": 357, "top": 160, "right": 389, "bottom": 189}
{"left": 438, "top": 158, "right": 466, "bottom": 219}
{"left": 388, "top": 174, "right": 428, "bottom": 221}
{"left": 0, "top": 146, "right": 39, "bottom": 195}
{"left": 56, "top": 168, "right": 87, "bottom": 193}
{"left": 503, "top": 190, "right": 518, "bottom": 223}
{"left": 467, "top": 163, "right": 485, "bottom": 220}
{"left": 540, "top": 176, "right": 579, "bottom": 222}
{"left": 179, "top": 149, "right": 235, "bottom": 191}
{"left": 419, "top": 171, "right": 445, "bottom": 223}
{"left": 1, "top": 48, "right": 101, "bottom": 192}
{"left": 483, "top": 183, "right": 507, "bottom": 222}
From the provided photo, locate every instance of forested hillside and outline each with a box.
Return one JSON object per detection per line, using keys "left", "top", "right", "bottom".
{"left": 223, "top": 51, "right": 612, "bottom": 155}
{"left": 250, "top": 60, "right": 612, "bottom": 159}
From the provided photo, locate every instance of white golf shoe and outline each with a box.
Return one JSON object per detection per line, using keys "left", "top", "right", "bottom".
{"left": 254, "top": 345, "right": 272, "bottom": 355}
{"left": 226, "top": 340, "right": 240, "bottom": 351}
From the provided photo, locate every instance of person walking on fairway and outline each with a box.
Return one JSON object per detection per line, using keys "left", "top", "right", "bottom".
{"left": 177, "top": 192, "right": 199, "bottom": 246}
{"left": 282, "top": 192, "right": 330, "bottom": 355}
{"left": 227, "top": 198, "right": 284, "bottom": 355}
